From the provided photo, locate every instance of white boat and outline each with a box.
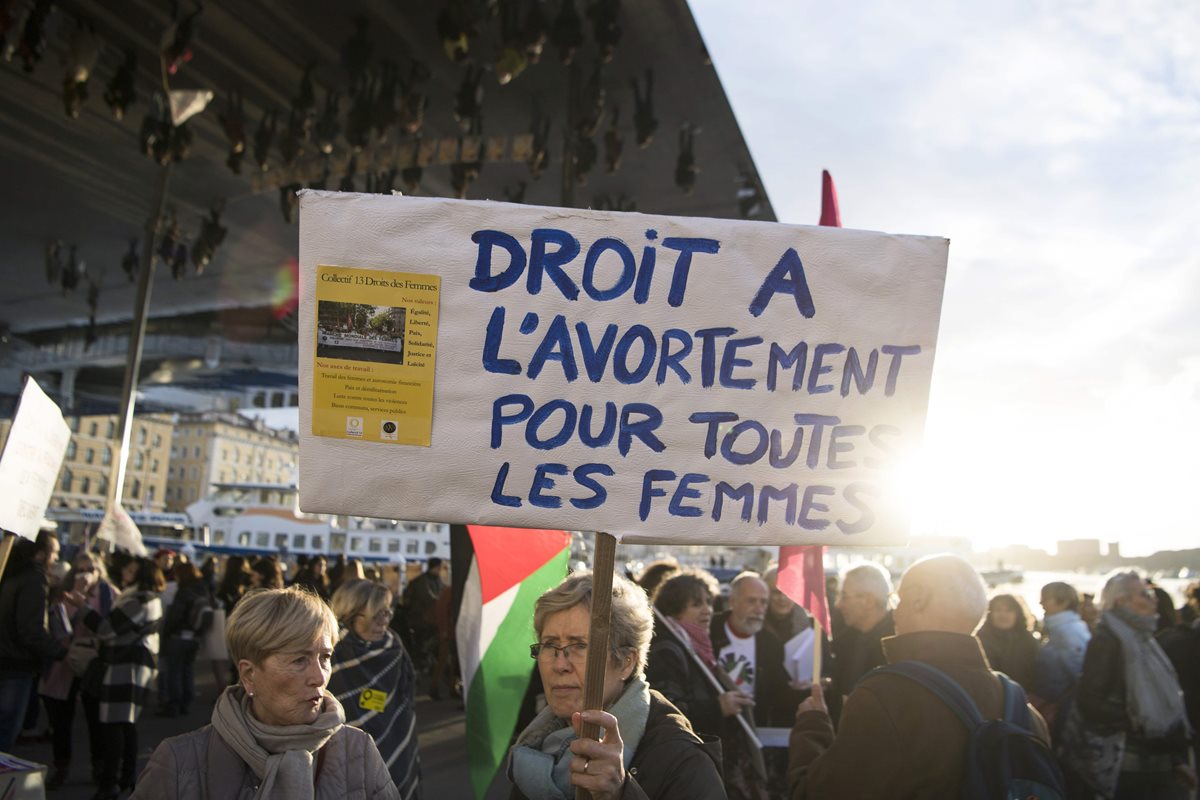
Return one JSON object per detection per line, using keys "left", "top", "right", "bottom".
{"left": 980, "top": 568, "right": 1025, "bottom": 587}
{"left": 48, "top": 481, "right": 449, "bottom": 564}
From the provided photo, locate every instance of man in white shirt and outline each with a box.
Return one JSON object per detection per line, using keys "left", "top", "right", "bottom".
{"left": 711, "top": 571, "right": 802, "bottom": 799}
{"left": 710, "top": 572, "right": 798, "bottom": 726}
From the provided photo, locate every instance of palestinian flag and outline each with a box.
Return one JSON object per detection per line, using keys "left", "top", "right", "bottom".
{"left": 453, "top": 525, "right": 571, "bottom": 799}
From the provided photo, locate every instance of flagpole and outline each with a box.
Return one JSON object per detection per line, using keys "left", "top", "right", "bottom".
{"left": 576, "top": 531, "right": 616, "bottom": 800}
{"left": 812, "top": 620, "right": 823, "bottom": 687}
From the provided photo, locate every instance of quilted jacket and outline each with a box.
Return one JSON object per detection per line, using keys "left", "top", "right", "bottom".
{"left": 129, "top": 722, "right": 399, "bottom": 799}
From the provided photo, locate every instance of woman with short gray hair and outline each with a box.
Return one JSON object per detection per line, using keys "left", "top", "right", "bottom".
{"left": 132, "top": 587, "right": 399, "bottom": 799}
{"left": 1065, "top": 570, "right": 1194, "bottom": 798}
{"left": 509, "top": 571, "right": 725, "bottom": 800}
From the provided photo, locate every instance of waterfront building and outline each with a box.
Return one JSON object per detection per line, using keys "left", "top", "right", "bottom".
{"left": 0, "top": 413, "right": 173, "bottom": 513}
{"left": 165, "top": 411, "right": 298, "bottom": 511}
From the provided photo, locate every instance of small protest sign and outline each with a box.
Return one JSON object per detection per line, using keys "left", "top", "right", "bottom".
{"left": 298, "top": 192, "right": 948, "bottom": 546}
{"left": 0, "top": 377, "right": 71, "bottom": 540}
{"left": 95, "top": 504, "right": 148, "bottom": 556}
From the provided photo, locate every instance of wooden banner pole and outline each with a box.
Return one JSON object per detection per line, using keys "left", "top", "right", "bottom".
{"left": 0, "top": 532, "right": 17, "bottom": 586}
{"left": 811, "top": 619, "right": 824, "bottom": 696}
{"left": 576, "top": 531, "right": 617, "bottom": 800}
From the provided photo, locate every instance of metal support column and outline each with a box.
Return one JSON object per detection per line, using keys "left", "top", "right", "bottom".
{"left": 106, "top": 163, "right": 172, "bottom": 509}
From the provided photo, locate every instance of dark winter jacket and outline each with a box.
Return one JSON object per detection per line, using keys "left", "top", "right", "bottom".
{"left": 0, "top": 561, "right": 66, "bottom": 672}
{"left": 829, "top": 612, "right": 894, "bottom": 700}
{"left": 976, "top": 623, "right": 1039, "bottom": 691}
{"left": 646, "top": 626, "right": 723, "bottom": 739}
{"left": 162, "top": 581, "right": 210, "bottom": 639}
{"left": 1077, "top": 624, "right": 1190, "bottom": 761}
{"left": 508, "top": 690, "right": 725, "bottom": 800}
{"left": 1155, "top": 622, "right": 1200, "bottom": 749}
{"left": 789, "top": 631, "right": 1050, "bottom": 800}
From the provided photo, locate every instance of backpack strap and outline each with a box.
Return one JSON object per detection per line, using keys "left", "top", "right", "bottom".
{"left": 872, "top": 661, "right": 984, "bottom": 731}
{"left": 997, "top": 672, "right": 1033, "bottom": 731}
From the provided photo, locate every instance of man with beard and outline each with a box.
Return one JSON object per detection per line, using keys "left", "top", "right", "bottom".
{"left": 711, "top": 571, "right": 799, "bottom": 799}
{"left": 0, "top": 532, "right": 67, "bottom": 750}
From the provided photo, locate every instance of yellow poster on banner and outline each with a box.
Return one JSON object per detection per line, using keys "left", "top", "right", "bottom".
{"left": 312, "top": 265, "right": 440, "bottom": 446}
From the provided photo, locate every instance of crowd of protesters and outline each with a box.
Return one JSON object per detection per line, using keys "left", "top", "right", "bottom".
{"left": 624, "top": 556, "right": 1199, "bottom": 800}
{"left": 2, "top": 528, "right": 1197, "bottom": 800}
{"left": 0, "top": 532, "right": 433, "bottom": 799}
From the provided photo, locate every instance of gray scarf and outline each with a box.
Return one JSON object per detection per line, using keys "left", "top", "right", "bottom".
{"left": 212, "top": 685, "right": 345, "bottom": 799}
{"left": 509, "top": 677, "right": 651, "bottom": 800}
{"left": 1102, "top": 607, "right": 1188, "bottom": 739}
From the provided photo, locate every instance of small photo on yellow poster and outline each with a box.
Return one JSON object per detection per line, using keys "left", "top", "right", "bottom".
{"left": 312, "top": 265, "right": 440, "bottom": 446}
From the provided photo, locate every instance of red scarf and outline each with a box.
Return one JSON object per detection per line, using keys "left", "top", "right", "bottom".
{"left": 676, "top": 618, "right": 715, "bottom": 667}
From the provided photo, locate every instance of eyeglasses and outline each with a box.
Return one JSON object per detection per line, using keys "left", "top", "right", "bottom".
{"left": 530, "top": 642, "right": 588, "bottom": 662}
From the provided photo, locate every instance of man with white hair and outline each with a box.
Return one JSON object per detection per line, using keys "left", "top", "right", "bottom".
{"left": 709, "top": 571, "right": 798, "bottom": 727}
{"left": 787, "top": 555, "right": 1050, "bottom": 798}
{"left": 829, "top": 562, "right": 894, "bottom": 712}
{"left": 711, "top": 571, "right": 799, "bottom": 799}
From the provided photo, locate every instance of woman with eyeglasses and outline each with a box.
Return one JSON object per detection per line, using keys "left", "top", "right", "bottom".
{"left": 1061, "top": 570, "right": 1195, "bottom": 799}
{"left": 328, "top": 579, "right": 422, "bottom": 799}
{"left": 509, "top": 571, "right": 725, "bottom": 800}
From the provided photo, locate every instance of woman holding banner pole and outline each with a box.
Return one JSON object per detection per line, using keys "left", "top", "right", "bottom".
{"left": 647, "top": 569, "right": 767, "bottom": 800}
{"left": 508, "top": 571, "right": 725, "bottom": 800}
{"left": 647, "top": 569, "right": 755, "bottom": 737}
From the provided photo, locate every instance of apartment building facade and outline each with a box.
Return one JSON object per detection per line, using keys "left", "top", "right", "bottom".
{"left": 0, "top": 413, "right": 174, "bottom": 513}
{"left": 165, "top": 412, "right": 299, "bottom": 511}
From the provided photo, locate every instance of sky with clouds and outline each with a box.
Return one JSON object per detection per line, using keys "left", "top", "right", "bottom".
{"left": 692, "top": 0, "right": 1200, "bottom": 556}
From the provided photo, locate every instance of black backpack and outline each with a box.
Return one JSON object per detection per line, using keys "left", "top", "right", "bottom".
{"left": 875, "top": 660, "right": 1066, "bottom": 800}
{"left": 188, "top": 590, "right": 215, "bottom": 634}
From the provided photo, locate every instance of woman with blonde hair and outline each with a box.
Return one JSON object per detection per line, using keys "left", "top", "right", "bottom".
{"left": 132, "top": 586, "right": 398, "bottom": 799}
{"left": 61, "top": 550, "right": 118, "bottom": 785}
{"left": 329, "top": 579, "right": 422, "bottom": 799}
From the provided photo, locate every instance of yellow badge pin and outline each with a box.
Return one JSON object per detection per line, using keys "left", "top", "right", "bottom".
{"left": 359, "top": 688, "right": 389, "bottom": 712}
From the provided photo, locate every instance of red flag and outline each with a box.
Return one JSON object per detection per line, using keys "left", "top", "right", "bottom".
{"left": 819, "top": 169, "right": 841, "bottom": 228}
{"left": 777, "top": 546, "right": 830, "bottom": 634}
{"left": 778, "top": 175, "right": 842, "bottom": 636}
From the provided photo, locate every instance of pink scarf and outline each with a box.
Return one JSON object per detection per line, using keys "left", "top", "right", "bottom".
{"left": 676, "top": 618, "right": 715, "bottom": 667}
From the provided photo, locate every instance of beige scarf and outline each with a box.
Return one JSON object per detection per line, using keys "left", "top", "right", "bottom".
{"left": 212, "top": 685, "right": 345, "bottom": 799}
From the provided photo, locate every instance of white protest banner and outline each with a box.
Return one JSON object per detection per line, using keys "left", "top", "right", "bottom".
{"left": 95, "top": 504, "right": 148, "bottom": 556}
{"left": 0, "top": 377, "right": 71, "bottom": 539}
{"left": 298, "top": 192, "right": 948, "bottom": 546}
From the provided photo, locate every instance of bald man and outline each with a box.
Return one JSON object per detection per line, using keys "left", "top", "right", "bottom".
{"left": 787, "top": 555, "right": 1049, "bottom": 799}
